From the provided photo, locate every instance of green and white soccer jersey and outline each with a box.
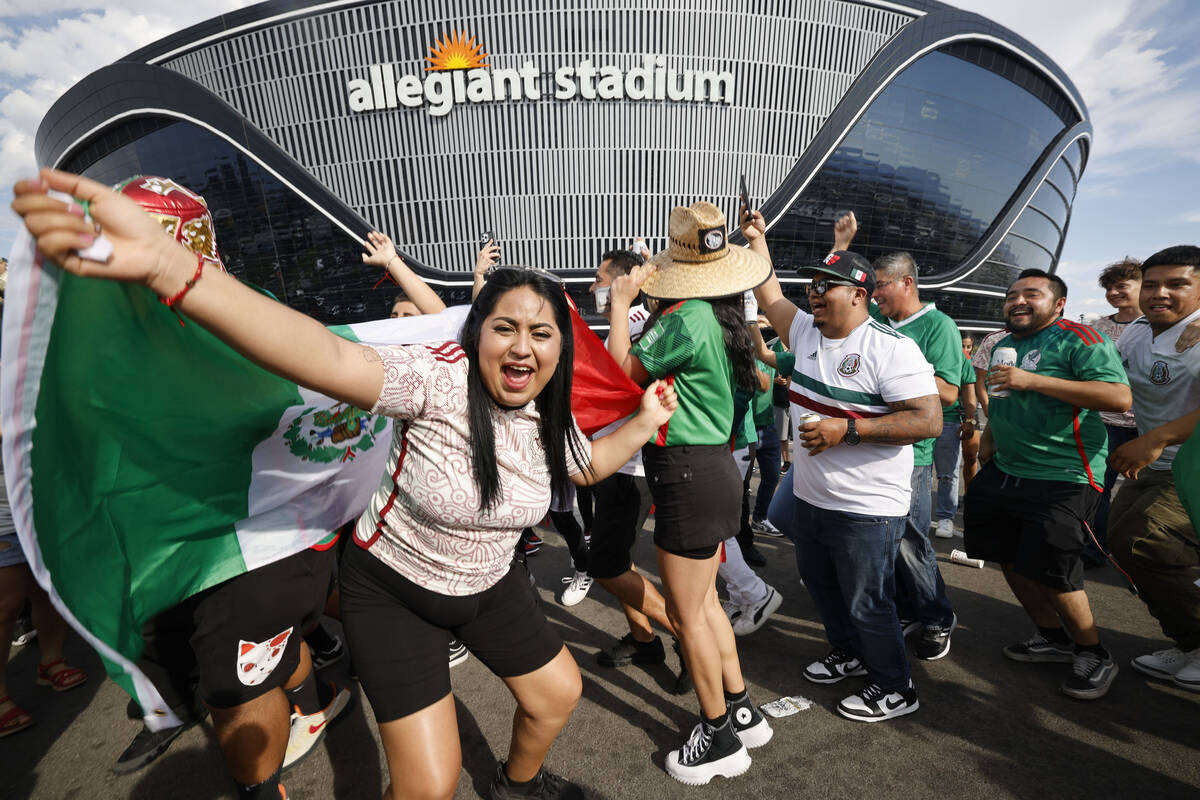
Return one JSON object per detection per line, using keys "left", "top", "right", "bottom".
{"left": 886, "top": 303, "right": 963, "bottom": 466}
{"left": 787, "top": 312, "right": 937, "bottom": 516}
{"left": 632, "top": 299, "right": 734, "bottom": 446}
{"left": 943, "top": 355, "right": 976, "bottom": 423}
{"left": 988, "top": 319, "right": 1129, "bottom": 488}
{"left": 1117, "top": 307, "right": 1200, "bottom": 471}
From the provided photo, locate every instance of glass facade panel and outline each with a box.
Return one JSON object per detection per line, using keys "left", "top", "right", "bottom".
{"left": 1046, "top": 158, "right": 1078, "bottom": 201}
{"left": 767, "top": 49, "right": 1069, "bottom": 281}
{"left": 1009, "top": 206, "right": 1062, "bottom": 253}
{"left": 925, "top": 290, "right": 1004, "bottom": 324}
{"left": 1029, "top": 181, "right": 1070, "bottom": 231}
{"left": 989, "top": 234, "right": 1054, "bottom": 271}
{"left": 1061, "top": 139, "right": 1085, "bottom": 180}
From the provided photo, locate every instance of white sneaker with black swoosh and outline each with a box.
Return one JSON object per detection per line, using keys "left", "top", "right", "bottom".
{"left": 837, "top": 680, "right": 919, "bottom": 722}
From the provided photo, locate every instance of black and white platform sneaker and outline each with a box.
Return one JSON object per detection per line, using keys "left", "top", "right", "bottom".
{"left": 665, "top": 716, "right": 751, "bottom": 785}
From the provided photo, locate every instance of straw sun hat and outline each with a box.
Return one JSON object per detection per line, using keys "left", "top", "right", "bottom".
{"left": 642, "top": 202, "right": 772, "bottom": 301}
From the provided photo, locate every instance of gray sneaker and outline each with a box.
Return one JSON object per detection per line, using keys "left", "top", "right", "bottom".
{"left": 1003, "top": 634, "right": 1074, "bottom": 663}
{"left": 1061, "top": 651, "right": 1118, "bottom": 700}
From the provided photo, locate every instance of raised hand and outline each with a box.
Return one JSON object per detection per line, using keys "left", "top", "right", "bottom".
{"left": 740, "top": 207, "right": 766, "bottom": 241}
{"left": 361, "top": 231, "right": 399, "bottom": 270}
{"left": 475, "top": 240, "right": 501, "bottom": 275}
{"left": 610, "top": 262, "right": 656, "bottom": 309}
{"left": 833, "top": 211, "right": 857, "bottom": 251}
{"left": 640, "top": 379, "right": 678, "bottom": 428}
{"left": 12, "top": 169, "right": 185, "bottom": 291}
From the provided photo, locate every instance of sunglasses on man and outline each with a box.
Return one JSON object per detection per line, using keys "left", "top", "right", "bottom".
{"left": 806, "top": 277, "right": 860, "bottom": 296}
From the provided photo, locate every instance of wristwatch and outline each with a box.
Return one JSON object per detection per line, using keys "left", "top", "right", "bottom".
{"left": 844, "top": 418, "right": 861, "bottom": 446}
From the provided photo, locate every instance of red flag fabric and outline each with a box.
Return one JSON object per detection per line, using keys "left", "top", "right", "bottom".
{"left": 565, "top": 297, "right": 643, "bottom": 436}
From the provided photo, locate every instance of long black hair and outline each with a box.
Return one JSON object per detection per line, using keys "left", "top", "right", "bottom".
{"left": 645, "top": 295, "right": 758, "bottom": 392}
{"left": 459, "top": 269, "right": 592, "bottom": 512}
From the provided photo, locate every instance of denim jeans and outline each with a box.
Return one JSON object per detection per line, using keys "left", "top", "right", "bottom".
{"left": 932, "top": 419, "right": 962, "bottom": 522}
{"left": 767, "top": 462, "right": 796, "bottom": 535}
{"left": 789, "top": 496, "right": 910, "bottom": 690}
{"left": 752, "top": 424, "right": 782, "bottom": 521}
{"left": 894, "top": 464, "right": 955, "bottom": 627}
{"left": 1089, "top": 424, "right": 1139, "bottom": 557}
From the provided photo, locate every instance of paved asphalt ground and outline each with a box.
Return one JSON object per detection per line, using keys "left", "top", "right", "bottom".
{"left": 4, "top": 479, "right": 1199, "bottom": 799}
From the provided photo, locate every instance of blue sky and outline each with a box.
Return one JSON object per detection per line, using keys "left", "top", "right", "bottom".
{"left": 2, "top": 1, "right": 1198, "bottom": 321}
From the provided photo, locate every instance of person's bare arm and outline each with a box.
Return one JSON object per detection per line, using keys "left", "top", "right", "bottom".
{"left": 15, "top": 169, "right": 385, "bottom": 411}
{"left": 974, "top": 367, "right": 990, "bottom": 416}
{"left": 934, "top": 376, "right": 959, "bottom": 407}
{"left": 606, "top": 263, "right": 654, "bottom": 385}
{"left": 797, "top": 395, "right": 942, "bottom": 455}
{"left": 988, "top": 366, "right": 1131, "bottom": 412}
{"left": 978, "top": 423, "right": 995, "bottom": 464}
{"left": 740, "top": 207, "right": 797, "bottom": 348}
{"left": 1110, "top": 407, "right": 1200, "bottom": 479}
{"left": 749, "top": 322, "right": 779, "bottom": 368}
{"left": 471, "top": 240, "right": 501, "bottom": 301}
{"left": 362, "top": 232, "right": 446, "bottom": 314}
{"left": 572, "top": 381, "right": 675, "bottom": 484}
{"left": 959, "top": 379, "right": 978, "bottom": 441}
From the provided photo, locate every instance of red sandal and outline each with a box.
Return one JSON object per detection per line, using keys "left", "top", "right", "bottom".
{"left": 36, "top": 658, "right": 88, "bottom": 692}
{"left": 0, "top": 695, "right": 34, "bottom": 737}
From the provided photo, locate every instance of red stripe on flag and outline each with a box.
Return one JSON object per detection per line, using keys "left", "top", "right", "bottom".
{"left": 1070, "top": 406, "right": 1103, "bottom": 492}
{"left": 788, "top": 389, "right": 887, "bottom": 419}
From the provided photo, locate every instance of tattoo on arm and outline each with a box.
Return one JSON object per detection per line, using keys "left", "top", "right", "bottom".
{"left": 858, "top": 395, "right": 941, "bottom": 445}
{"left": 360, "top": 346, "right": 381, "bottom": 363}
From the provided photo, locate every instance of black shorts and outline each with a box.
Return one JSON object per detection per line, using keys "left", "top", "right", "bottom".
{"left": 963, "top": 461, "right": 1100, "bottom": 592}
{"left": 172, "top": 547, "right": 334, "bottom": 708}
{"left": 588, "top": 473, "right": 653, "bottom": 579}
{"left": 339, "top": 543, "right": 564, "bottom": 722}
{"left": 642, "top": 444, "right": 740, "bottom": 554}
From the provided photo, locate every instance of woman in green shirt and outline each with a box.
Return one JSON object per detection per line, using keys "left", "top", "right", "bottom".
{"left": 607, "top": 202, "right": 775, "bottom": 786}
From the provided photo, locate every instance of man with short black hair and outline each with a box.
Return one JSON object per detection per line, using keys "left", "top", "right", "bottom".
{"left": 870, "top": 249, "right": 960, "bottom": 661}
{"left": 1107, "top": 245, "right": 1200, "bottom": 692}
{"left": 964, "top": 269, "right": 1131, "bottom": 700}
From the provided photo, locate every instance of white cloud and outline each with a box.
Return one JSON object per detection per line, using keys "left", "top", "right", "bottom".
{"left": 1180, "top": 210, "right": 1200, "bottom": 224}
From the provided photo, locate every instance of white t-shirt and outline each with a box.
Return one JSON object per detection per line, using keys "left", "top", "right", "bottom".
{"left": 1117, "top": 307, "right": 1200, "bottom": 471}
{"left": 787, "top": 311, "right": 937, "bottom": 517}
{"left": 598, "top": 304, "right": 650, "bottom": 477}
{"left": 355, "top": 342, "right": 592, "bottom": 596}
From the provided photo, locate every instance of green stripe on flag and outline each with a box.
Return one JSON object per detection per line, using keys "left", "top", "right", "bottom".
{"left": 31, "top": 275, "right": 303, "bottom": 669}
{"left": 1174, "top": 425, "right": 1200, "bottom": 541}
{"left": 792, "top": 372, "right": 885, "bottom": 407}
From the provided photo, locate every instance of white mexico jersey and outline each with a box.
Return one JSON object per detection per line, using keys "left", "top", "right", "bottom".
{"left": 1117, "top": 307, "right": 1200, "bottom": 471}
{"left": 787, "top": 311, "right": 937, "bottom": 517}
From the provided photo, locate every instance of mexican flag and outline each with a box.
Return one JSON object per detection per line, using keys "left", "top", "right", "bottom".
{"left": 1, "top": 231, "right": 639, "bottom": 728}
{"left": 1175, "top": 425, "right": 1200, "bottom": 539}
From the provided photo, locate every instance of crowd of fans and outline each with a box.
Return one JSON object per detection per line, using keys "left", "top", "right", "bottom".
{"left": 3, "top": 168, "right": 1199, "bottom": 799}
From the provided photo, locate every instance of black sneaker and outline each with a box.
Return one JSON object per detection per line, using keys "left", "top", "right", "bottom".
{"left": 1061, "top": 650, "right": 1118, "bottom": 700}
{"left": 672, "top": 638, "right": 693, "bottom": 695}
{"left": 597, "top": 633, "right": 665, "bottom": 667}
{"left": 898, "top": 617, "right": 921, "bottom": 638}
{"left": 664, "top": 717, "right": 750, "bottom": 785}
{"left": 803, "top": 648, "right": 868, "bottom": 684}
{"left": 448, "top": 639, "right": 470, "bottom": 668}
{"left": 727, "top": 693, "right": 772, "bottom": 748}
{"left": 915, "top": 614, "right": 957, "bottom": 661}
{"left": 742, "top": 545, "right": 768, "bottom": 568}
{"left": 837, "top": 681, "right": 919, "bottom": 723}
{"left": 1003, "top": 634, "right": 1075, "bottom": 663}
{"left": 310, "top": 635, "right": 346, "bottom": 671}
{"left": 490, "top": 763, "right": 583, "bottom": 799}
{"left": 112, "top": 714, "right": 204, "bottom": 775}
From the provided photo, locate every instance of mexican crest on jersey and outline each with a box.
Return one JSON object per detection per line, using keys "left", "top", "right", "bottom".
{"left": 838, "top": 354, "right": 863, "bottom": 376}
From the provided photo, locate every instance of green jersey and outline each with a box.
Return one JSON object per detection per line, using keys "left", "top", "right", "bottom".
{"left": 733, "top": 387, "right": 757, "bottom": 450}
{"left": 989, "top": 319, "right": 1129, "bottom": 488}
{"left": 886, "top": 303, "right": 963, "bottom": 466}
{"left": 751, "top": 357, "right": 776, "bottom": 429}
{"left": 633, "top": 299, "right": 734, "bottom": 447}
{"left": 943, "top": 355, "right": 976, "bottom": 423}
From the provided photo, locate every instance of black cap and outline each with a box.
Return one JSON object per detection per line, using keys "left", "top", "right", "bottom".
{"left": 798, "top": 250, "right": 876, "bottom": 295}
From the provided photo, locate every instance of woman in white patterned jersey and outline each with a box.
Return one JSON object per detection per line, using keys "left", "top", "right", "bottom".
{"left": 12, "top": 170, "right": 678, "bottom": 800}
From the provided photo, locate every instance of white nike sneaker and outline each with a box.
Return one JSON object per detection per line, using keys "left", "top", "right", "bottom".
{"left": 283, "top": 684, "right": 352, "bottom": 770}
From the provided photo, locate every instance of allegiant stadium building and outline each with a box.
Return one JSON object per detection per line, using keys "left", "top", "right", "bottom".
{"left": 36, "top": 0, "right": 1090, "bottom": 330}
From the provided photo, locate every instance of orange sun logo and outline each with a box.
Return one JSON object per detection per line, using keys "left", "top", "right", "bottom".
{"left": 425, "top": 31, "right": 489, "bottom": 71}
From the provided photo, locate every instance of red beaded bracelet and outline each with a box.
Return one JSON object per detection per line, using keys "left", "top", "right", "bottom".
{"left": 159, "top": 252, "right": 205, "bottom": 327}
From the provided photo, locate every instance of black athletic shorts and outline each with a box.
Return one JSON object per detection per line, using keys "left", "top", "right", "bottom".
{"left": 963, "top": 461, "right": 1100, "bottom": 592}
{"left": 642, "top": 443, "right": 740, "bottom": 553}
{"left": 182, "top": 546, "right": 333, "bottom": 708}
{"left": 339, "top": 543, "right": 564, "bottom": 722}
{"left": 588, "top": 473, "right": 653, "bottom": 579}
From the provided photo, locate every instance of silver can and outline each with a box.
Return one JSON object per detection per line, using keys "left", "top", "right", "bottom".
{"left": 989, "top": 346, "right": 1017, "bottom": 398}
{"left": 594, "top": 286, "right": 610, "bottom": 314}
{"left": 796, "top": 412, "right": 822, "bottom": 430}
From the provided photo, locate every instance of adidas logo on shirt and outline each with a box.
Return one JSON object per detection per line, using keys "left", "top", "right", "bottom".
{"left": 808, "top": 351, "right": 818, "bottom": 359}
